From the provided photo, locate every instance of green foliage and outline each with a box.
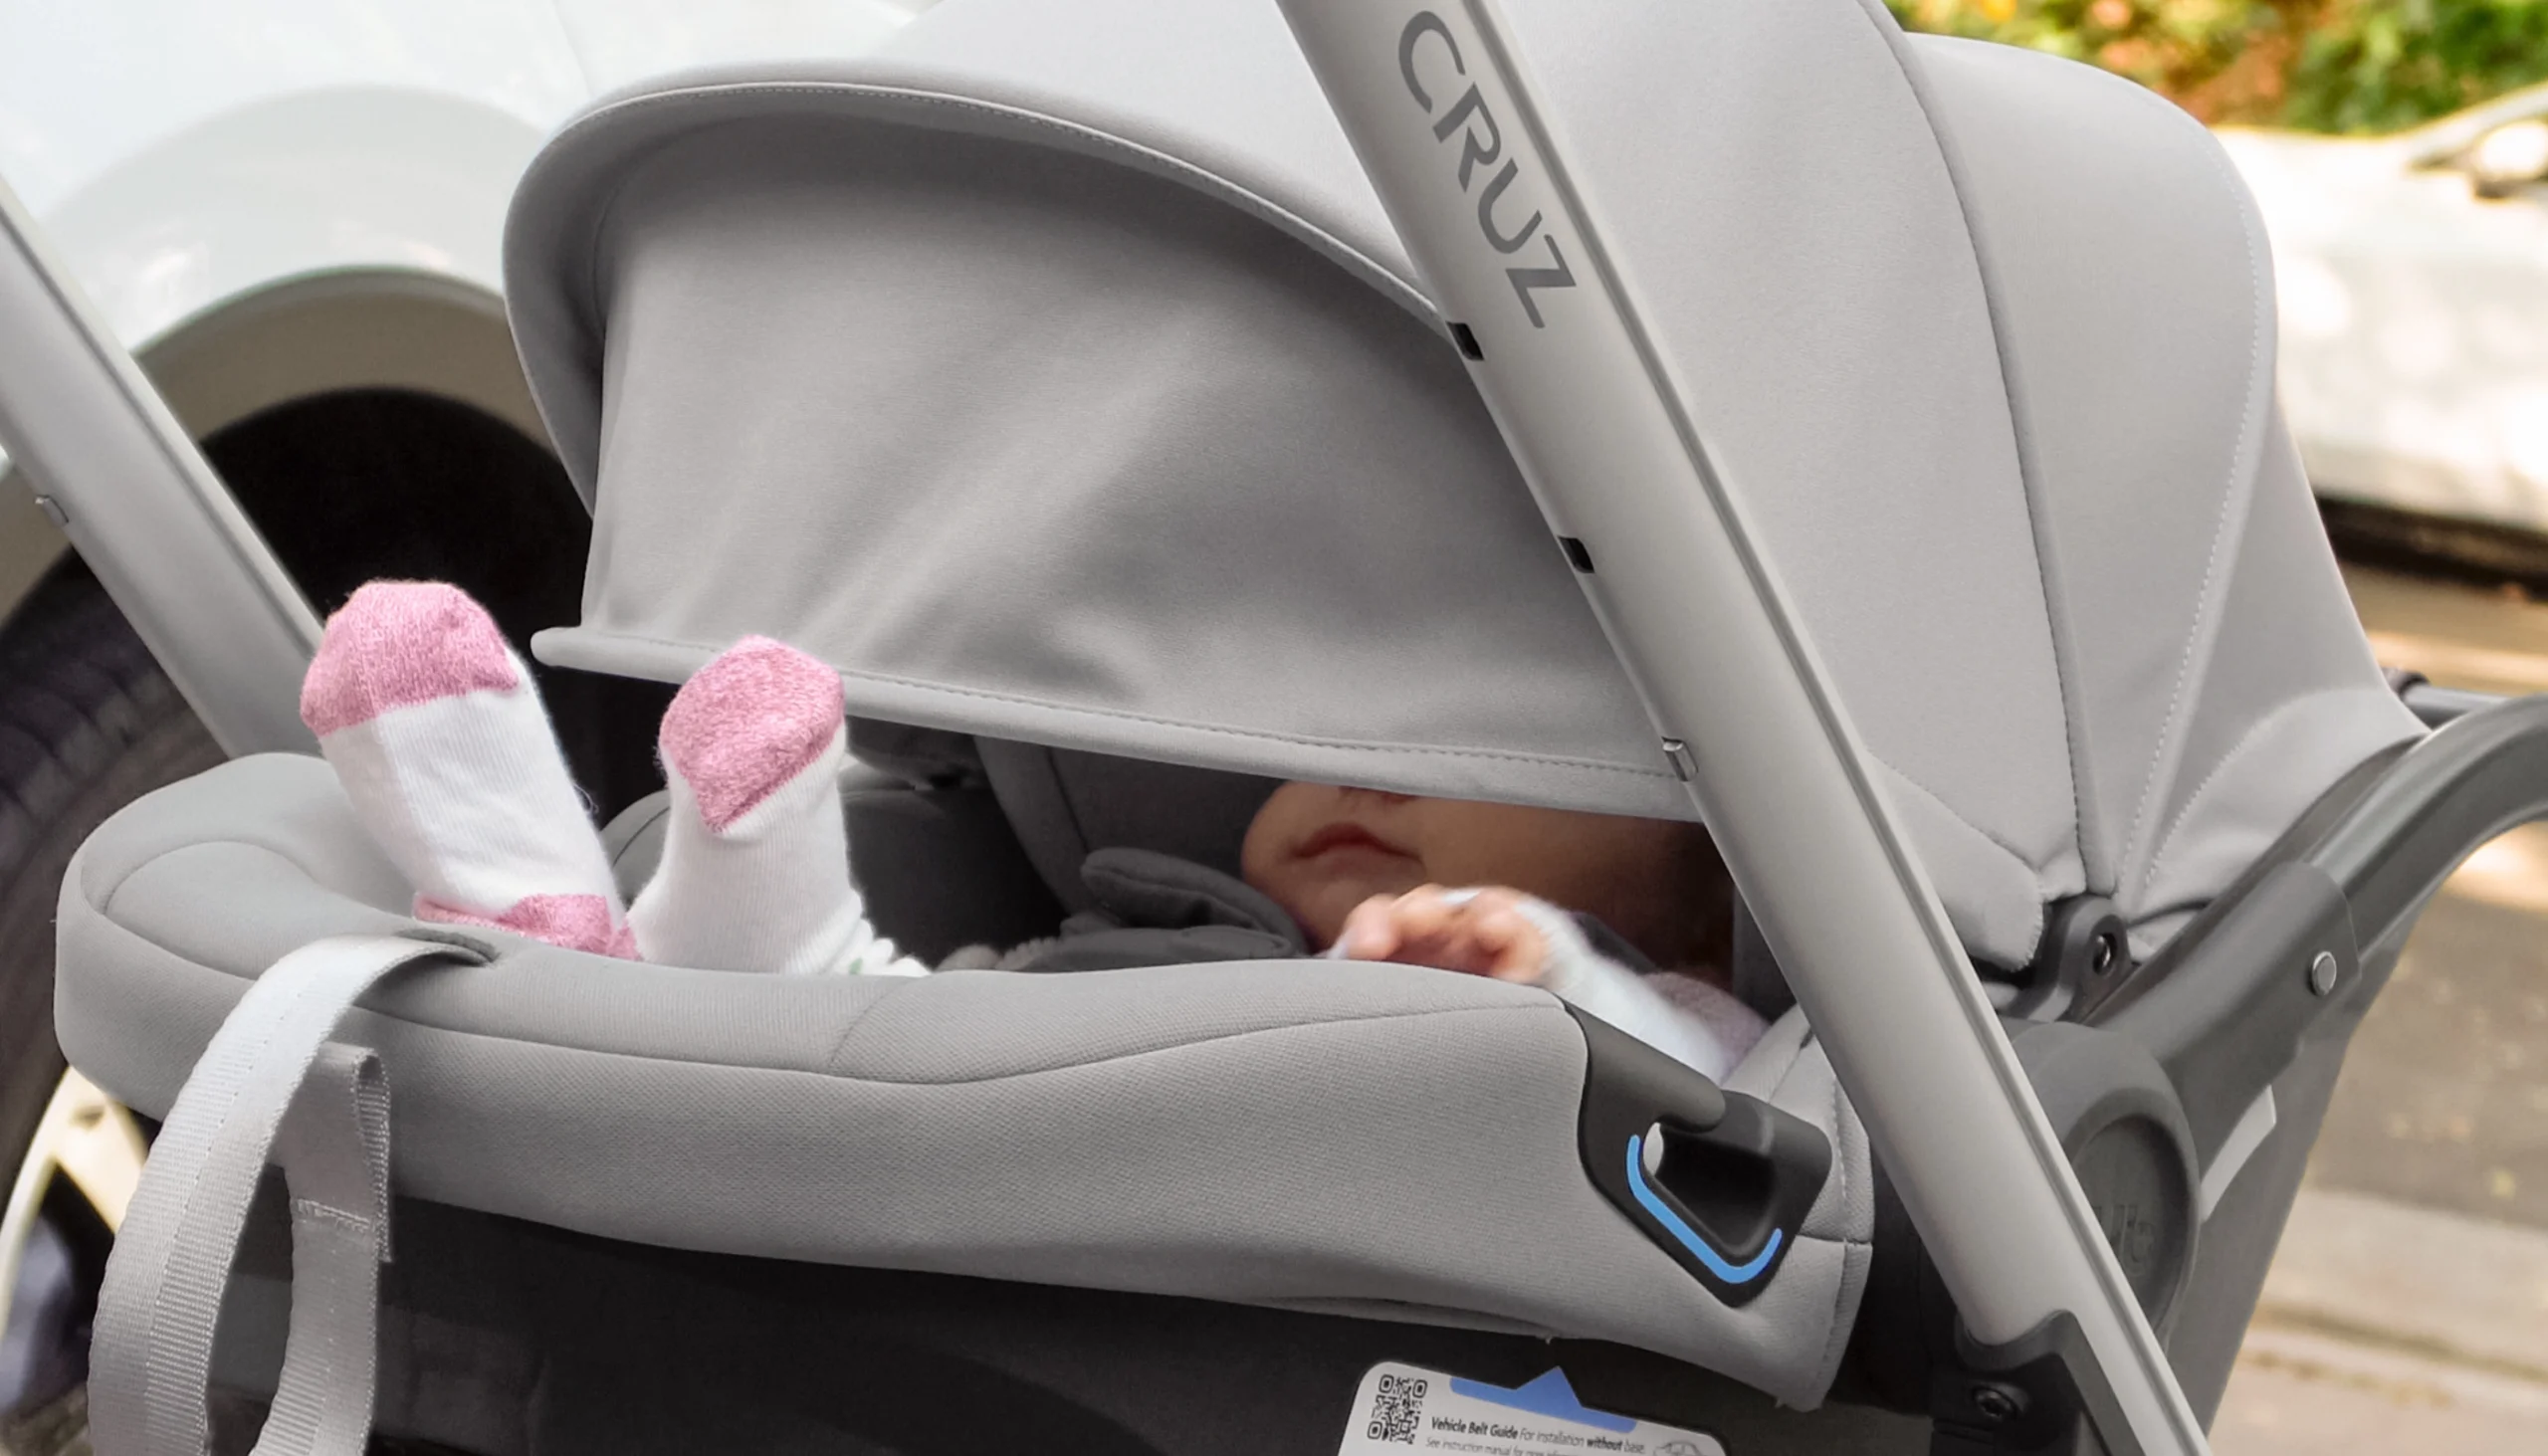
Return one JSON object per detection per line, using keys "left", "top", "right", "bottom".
{"left": 1889, "top": 0, "right": 2548, "bottom": 132}
{"left": 2286, "top": 1, "right": 2548, "bottom": 132}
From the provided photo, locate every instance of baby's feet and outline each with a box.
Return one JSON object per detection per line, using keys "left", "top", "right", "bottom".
{"left": 302, "top": 581, "right": 634, "bottom": 956}
{"left": 628, "top": 637, "right": 921, "bottom": 976}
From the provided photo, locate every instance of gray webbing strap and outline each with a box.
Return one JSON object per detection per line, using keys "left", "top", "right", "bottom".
{"left": 88, "top": 933, "right": 486, "bottom": 1456}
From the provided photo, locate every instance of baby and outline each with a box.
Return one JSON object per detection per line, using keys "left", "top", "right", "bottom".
{"left": 1242, "top": 783, "right": 1764, "bottom": 1076}
{"left": 306, "top": 582, "right": 1764, "bottom": 1079}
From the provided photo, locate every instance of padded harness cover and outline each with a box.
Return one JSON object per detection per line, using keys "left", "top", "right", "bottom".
{"left": 57, "top": 756, "right": 1872, "bottom": 1407}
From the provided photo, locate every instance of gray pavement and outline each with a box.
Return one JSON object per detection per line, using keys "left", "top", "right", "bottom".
{"left": 2319, "top": 565, "right": 2548, "bottom": 1229}
{"left": 2214, "top": 1323, "right": 2548, "bottom": 1454}
{"left": 2307, "top": 884, "right": 2548, "bottom": 1225}
{"left": 2213, "top": 1188, "right": 2548, "bottom": 1452}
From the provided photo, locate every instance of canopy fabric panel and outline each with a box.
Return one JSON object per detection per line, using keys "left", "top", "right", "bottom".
{"left": 511, "top": 0, "right": 2421, "bottom": 965}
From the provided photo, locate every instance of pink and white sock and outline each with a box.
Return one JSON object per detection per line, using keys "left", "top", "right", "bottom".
{"left": 628, "top": 636, "right": 924, "bottom": 976}
{"left": 301, "top": 581, "right": 634, "bottom": 957}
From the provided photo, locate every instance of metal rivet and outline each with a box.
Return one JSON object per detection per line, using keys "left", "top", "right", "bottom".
{"left": 2091, "top": 929, "right": 2121, "bottom": 974}
{"left": 2307, "top": 951, "right": 2340, "bottom": 997}
{"left": 1661, "top": 737, "right": 1697, "bottom": 783}
{"left": 1969, "top": 1382, "right": 2026, "bottom": 1424}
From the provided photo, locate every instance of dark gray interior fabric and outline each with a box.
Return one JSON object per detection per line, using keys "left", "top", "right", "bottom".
{"left": 511, "top": 0, "right": 2421, "bottom": 970}
{"left": 975, "top": 739, "right": 1277, "bottom": 911}
{"left": 845, "top": 719, "right": 985, "bottom": 788}
{"left": 1022, "top": 847, "right": 1307, "bottom": 974}
{"left": 601, "top": 730, "right": 1294, "bottom": 961}
{"left": 60, "top": 754, "right": 1871, "bottom": 1406}
{"left": 602, "top": 773, "right": 1064, "bottom": 963}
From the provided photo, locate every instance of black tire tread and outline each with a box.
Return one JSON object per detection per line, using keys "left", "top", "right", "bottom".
{"left": 0, "top": 563, "right": 223, "bottom": 1184}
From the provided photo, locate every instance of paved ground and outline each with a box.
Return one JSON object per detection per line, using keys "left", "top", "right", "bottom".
{"left": 2213, "top": 1186, "right": 2548, "bottom": 1451}
{"left": 2209, "top": 564, "right": 2548, "bottom": 1454}
{"left": 2215, "top": 1323, "right": 2548, "bottom": 1452}
{"left": 2308, "top": 566, "right": 2548, "bottom": 1227}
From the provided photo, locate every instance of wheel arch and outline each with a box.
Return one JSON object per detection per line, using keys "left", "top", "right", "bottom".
{"left": 1, "top": 264, "right": 552, "bottom": 618}
{"left": 2, "top": 83, "right": 555, "bottom": 630}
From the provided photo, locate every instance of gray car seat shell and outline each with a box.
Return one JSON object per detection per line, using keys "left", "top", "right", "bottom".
{"left": 57, "top": 751, "right": 1873, "bottom": 1408}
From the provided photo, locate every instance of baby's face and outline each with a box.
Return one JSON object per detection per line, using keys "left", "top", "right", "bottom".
{"left": 1239, "top": 781, "right": 1701, "bottom": 957}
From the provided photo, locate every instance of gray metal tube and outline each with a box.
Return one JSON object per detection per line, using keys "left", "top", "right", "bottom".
{"left": 0, "top": 170, "right": 318, "bottom": 756}
{"left": 1274, "top": 4, "right": 2206, "bottom": 1451}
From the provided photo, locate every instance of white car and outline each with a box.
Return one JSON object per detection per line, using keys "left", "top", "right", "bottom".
{"left": 2221, "top": 84, "right": 2548, "bottom": 552}
{"left": 0, "top": 0, "right": 942, "bottom": 817}
{"left": 0, "top": 0, "right": 935, "bottom": 620}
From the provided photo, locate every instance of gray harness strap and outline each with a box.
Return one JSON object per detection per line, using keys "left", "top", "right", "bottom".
{"left": 88, "top": 934, "right": 485, "bottom": 1456}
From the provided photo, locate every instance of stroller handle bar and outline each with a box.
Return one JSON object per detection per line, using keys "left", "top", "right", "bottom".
{"left": 1275, "top": 4, "right": 2205, "bottom": 1454}
{"left": 2320, "top": 690, "right": 2548, "bottom": 951}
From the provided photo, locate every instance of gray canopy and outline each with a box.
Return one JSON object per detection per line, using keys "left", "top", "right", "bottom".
{"left": 508, "top": 0, "right": 2422, "bottom": 968}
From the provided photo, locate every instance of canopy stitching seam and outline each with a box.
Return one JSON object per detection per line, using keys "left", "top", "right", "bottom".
{"left": 1865, "top": 748, "right": 2041, "bottom": 872}
{"left": 1849, "top": 0, "right": 2095, "bottom": 898}
{"left": 537, "top": 76, "right": 1439, "bottom": 352}
{"left": 553, "top": 628, "right": 1682, "bottom": 782}
{"left": 1867, "top": 751, "right": 2048, "bottom": 956}
{"left": 2140, "top": 685, "right": 2395, "bottom": 892}
{"left": 2126, "top": 127, "right": 2270, "bottom": 893}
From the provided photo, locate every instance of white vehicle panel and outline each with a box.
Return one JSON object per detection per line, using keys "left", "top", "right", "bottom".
{"left": 0, "top": 0, "right": 586, "bottom": 218}
{"left": 0, "top": 0, "right": 936, "bottom": 510}
{"left": 2224, "top": 118, "right": 2548, "bottom": 538}
{"left": 550, "top": 0, "right": 933, "bottom": 96}
{"left": 0, "top": 0, "right": 938, "bottom": 351}
{"left": 39, "top": 90, "right": 538, "bottom": 346}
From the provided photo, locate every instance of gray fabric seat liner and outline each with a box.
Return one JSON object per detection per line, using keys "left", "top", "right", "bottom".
{"left": 58, "top": 754, "right": 1870, "bottom": 1407}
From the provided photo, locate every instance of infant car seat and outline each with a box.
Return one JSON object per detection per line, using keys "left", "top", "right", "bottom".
{"left": 53, "top": 1, "right": 2544, "bottom": 1452}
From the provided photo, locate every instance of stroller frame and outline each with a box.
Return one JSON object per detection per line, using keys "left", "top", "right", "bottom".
{"left": 2, "top": 4, "right": 2539, "bottom": 1453}
{"left": 1280, "top": 4, "right": 2196, "bottom": 1450}
{"left": 0, "top": 170, "right": 318, "bottom": 760}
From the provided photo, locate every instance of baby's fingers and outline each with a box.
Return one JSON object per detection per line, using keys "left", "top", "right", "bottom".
{"left": 1385, "top": 885, "right": 1461, "bottom": 945}
{"left": 1460, "top": 891, "right": 1550, "bottom": 982}
{"left": 1338, "top": 887, "right": 1552, "bottom": 981}
{"left": 1334, "top": 886, "right": 1464, "bottom": 967}
{"left": 1335, "top": 893, "right": 1409, "bottom": 960}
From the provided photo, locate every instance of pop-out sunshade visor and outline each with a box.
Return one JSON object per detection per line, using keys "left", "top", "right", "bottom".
{"left": 513, "top": 0, "right": 2422, "bottom": 970}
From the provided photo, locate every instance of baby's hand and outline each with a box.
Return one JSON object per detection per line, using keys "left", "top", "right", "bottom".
{"left": 1333, "top": 886, "right": 1551, "bottom": 982}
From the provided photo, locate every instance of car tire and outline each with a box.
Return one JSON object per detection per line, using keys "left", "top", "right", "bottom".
{"left": 0, "top": 560, "right": 222, "bottom": 1443}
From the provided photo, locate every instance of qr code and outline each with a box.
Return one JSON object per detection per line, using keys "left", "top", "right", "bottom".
{"left": 1367, "top": 1372, "right": 1427, "bottom": 1444}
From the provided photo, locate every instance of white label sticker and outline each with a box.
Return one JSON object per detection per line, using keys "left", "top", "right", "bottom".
{"left": 1337, "top": 1361, "right": 1725, "bottom": 1456}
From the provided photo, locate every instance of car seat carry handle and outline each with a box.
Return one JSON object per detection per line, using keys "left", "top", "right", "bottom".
{"left": 87, "top": 933, "right": 487, "bottom": 1456}
{"left": 1568, "top": 1007, "right": 1829, "bottom": 1307}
